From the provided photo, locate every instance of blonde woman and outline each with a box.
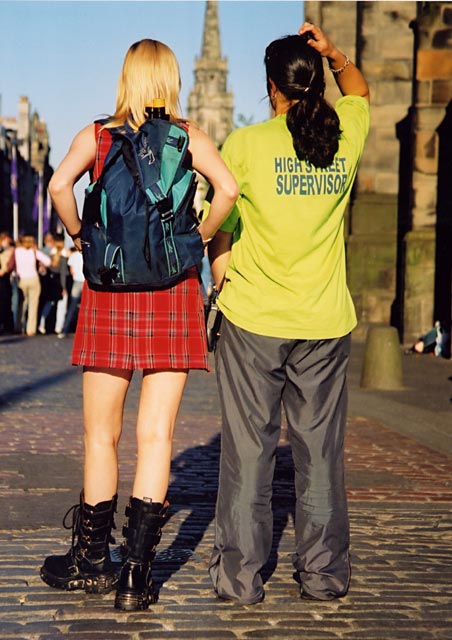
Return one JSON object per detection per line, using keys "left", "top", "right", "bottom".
{"left": 41, "top": 38, "right": 238, "bottom": 611}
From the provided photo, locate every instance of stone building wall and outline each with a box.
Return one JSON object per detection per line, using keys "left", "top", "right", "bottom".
{"left": 402, "top": 2, "right": 452, "bottom": 342}
{"left": 349, "top": 2, "right": 416, "bottom": 336}
{"left": 413, "top": 1, "right": 452, "bottom": 230}
{"left": 304, "top": 1, "right": 452, "bottom": 346}
{"left": 0, "top": 97, "right": 52, "bottom": 238}
{"left": 304, "top": 1, "right": 415, "bottom": 195}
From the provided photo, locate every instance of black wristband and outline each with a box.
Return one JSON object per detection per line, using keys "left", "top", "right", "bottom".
{"left": 69, "top": 230, "right": 82, "bottom": 241}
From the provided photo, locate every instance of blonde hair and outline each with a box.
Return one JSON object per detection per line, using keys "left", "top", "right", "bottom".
{"left": 51, "top": 239, "right": 65, "bottom": 268}
{"left": 108, "top": 39, "right": 182, "bottom": 130}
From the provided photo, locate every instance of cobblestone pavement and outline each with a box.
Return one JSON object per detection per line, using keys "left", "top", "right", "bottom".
{"left": 1, "top": 333, "right": 452, "bottom": 639}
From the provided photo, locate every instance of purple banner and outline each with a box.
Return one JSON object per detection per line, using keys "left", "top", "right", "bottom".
{"left": 10, "top": 153, "right": 18, "bottom": 204}
{"left": 43, "top": 188, "right": 50, "bottom": 235}
{"left": 32, "top": 177, "right": 41, "bottom": 221}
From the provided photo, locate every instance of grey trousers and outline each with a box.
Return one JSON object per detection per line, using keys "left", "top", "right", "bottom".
{"left": 209, "top": 318, "right": 351, "bottom": 603}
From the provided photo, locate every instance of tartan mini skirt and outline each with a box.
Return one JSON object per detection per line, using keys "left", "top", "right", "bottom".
{"left": 72, "top": 267, "right": 209, "bottom": 371}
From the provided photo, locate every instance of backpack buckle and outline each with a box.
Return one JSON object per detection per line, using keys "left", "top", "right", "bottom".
{"left": 156, "top": 198, "right": 174, "bottom": 222}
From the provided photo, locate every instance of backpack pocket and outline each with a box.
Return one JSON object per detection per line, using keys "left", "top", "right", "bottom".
{"left": 82, "top": 182, "right": 126, "bottom": 289}
{"left": 101, "top": 242, "right": 125, "bottom": 286}
{"left": 81, "top": 221, "right": 125, "bottom": 289}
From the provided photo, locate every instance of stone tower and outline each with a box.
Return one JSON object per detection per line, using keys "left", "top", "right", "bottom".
{"left": 17, "top": 96, "right": 31, "bottom": 161}
{"left": 187, "top": 0, "right": 234, "bottom": 148}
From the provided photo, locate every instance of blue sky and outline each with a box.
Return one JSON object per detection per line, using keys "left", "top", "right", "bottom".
{"left": 1, "top": 0, "right": 304, "bottom": 174}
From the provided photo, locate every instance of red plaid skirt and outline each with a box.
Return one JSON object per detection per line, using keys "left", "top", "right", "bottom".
{"left": 72, "top": 268, "right": 209, "bottom": 370}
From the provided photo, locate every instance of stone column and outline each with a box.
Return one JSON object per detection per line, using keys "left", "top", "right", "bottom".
{"left": 402, "top": 2, "right": 452, "bottom": 343}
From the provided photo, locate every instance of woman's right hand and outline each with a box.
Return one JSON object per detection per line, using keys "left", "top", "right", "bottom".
{"left": 298, "top": 21, "right": 370, "bottom": 101}
{"left": 298, "top": 22, "right": 338, "bottom": 60}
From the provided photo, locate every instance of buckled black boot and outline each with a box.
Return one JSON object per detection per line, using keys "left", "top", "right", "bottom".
{"left": 114, "top": 497, "right": 169, "bottom": 611}
{"left": 40, "top": 492, "right": 118, "bottom": 594}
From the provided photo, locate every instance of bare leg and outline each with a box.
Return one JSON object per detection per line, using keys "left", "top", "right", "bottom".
{"left": 132, "top": 369, "right": 188, "bottom": 502}
{"left": 83, "top": 367, "right": 132, "bottom": 505}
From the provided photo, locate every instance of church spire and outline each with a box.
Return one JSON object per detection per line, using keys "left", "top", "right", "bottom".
{"left": 201, "top": 0, "right": 221, "bottom": 60}
{"left": 187, "top": 0, "right": 234, "bottom": 150}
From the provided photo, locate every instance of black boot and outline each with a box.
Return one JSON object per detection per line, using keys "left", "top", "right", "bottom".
{"left": 40, "top": 492, "right": 118, "bottom": 594}
{"left": 114, "top": 497, "right": 169, "bottom": 611}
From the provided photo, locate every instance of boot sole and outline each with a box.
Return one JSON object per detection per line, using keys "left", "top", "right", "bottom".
{"left": 40, "top": 567, "right": 118, "bottom": 594}
{"left": 114, "top": 590, "right": 157, "bottom": 611}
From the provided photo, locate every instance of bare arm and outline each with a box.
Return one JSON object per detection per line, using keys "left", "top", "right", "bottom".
{"left": 188, "top": 126, "right": 239, "bottom": 245}
{"left": 299, "top": 22, "right": 370, "bottom": 102}
{"left": 208, "top": 230, "right": 233, "bottom": 290}
{"left": 48, "top": 124, "right": 97, "bottom": 250}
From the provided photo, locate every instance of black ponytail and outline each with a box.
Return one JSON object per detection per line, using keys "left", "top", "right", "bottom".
{"left": 265, "top": 34, "right": 341, "bottom": 168}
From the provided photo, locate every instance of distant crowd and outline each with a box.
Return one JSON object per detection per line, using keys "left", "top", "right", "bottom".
{"left": 0, "top": 230, "right": 84, "bottom": 338}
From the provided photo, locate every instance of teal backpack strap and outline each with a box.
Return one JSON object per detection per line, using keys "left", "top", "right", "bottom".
{"left": 145, "top": 181, "right": 180, "bottom": 278}
{"left": 161, "top": 127, "right": 194, "bottom": 213}
{"left": 144, "top": 125, "right": 188, "bottom": 205}
{"left": 143, "top": 124, "right": 190, "bottom": 277}
{"left": 158, "top": 126, "right": 188, "bottom": 192}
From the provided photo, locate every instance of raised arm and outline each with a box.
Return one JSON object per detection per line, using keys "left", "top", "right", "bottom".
{"left": 188, "top": 125, "right": 239, "bottom": 245}
{"left": 48, "top": 124, "right": 97, "bottom": 250}
{"left": 299, "top": 22, "right": 370, "bottom": 102}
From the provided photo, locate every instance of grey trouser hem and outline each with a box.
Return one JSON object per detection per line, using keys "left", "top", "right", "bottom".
{"left": 209, "top": 318, "right": 351, "bottom": 603}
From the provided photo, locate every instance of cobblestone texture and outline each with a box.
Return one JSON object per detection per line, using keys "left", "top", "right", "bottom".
{"left": 0, "top": 333, "right": 452, "bottom": 639}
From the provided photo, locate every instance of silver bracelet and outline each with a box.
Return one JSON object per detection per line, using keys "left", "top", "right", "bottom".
{"left": 329, "top": 55, "right": 351, "bottom": 75}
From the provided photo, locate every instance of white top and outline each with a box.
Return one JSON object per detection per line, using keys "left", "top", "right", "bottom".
{"left": 14, "top": 247, "right": 51, "bottom": 279}
{"left": 68, "top": 251, "right": 85, "bottom": 282}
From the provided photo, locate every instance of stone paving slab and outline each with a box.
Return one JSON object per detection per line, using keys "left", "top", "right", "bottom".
{"left": 1, "top": 334, "right": 452, "bottom": 639}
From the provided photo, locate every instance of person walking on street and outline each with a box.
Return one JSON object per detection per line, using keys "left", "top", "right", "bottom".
{"left": 9, "top": 235, "right": 51, "bottom": 336}
{"left": 208, "top": 23, "right": 370, "bottom": 605}
{"left": 41, "top": 231, "right": 56, "bottom": 257}
{"left": 58, "top": 246, "right": 84, "bottom": 338}
{"left": 38, "top": 235, "right": 67, "bottom": 335}
{"left": 40, "top": 38, "right": 238, "bottom": 611}
{"left": 0, "top": 231, "right": 15, "bottom": 334}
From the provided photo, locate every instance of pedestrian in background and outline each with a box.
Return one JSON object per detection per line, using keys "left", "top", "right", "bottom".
{"left": 38, "top": 235, "right": 67, "bottom": 335}
{"left": 208, "top": 23, "right": 370, "bottom": 604}
{"left": 0, "top": 231, "right": 15, "bottom": 334}
{"left": 9, "top": 235, "right": 51, "bottom": 336}
{"left": 41, "top": 231, "right": 56, "bottom": 257}
{"left": 54, "top": 242, "right": 72, "bottom": 336}
{"left": 58, "top": 246, "right": 84, "bottom": 338}
{"left": 40, "top": 37, "right": 237, "bottom": 612}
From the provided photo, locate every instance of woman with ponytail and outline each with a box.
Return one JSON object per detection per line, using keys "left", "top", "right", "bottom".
{"left": 207, "top": 23, "right": 369, "bottom": 605}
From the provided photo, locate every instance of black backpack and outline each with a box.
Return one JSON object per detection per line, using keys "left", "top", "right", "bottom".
{"left": 81, "top": 118, "right": 204, "bottom": 291}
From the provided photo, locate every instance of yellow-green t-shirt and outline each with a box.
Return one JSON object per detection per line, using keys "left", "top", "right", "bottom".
{"left": 216, "top": 95, "right": 370, "bottom": 339}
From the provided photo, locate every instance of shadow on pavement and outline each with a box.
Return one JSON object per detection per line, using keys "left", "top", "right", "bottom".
{"left": 150, "top": 433, "right": 296, "bottom": 596}
{"left": 0, "top": 367, "right": 78, "bottom": 408}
